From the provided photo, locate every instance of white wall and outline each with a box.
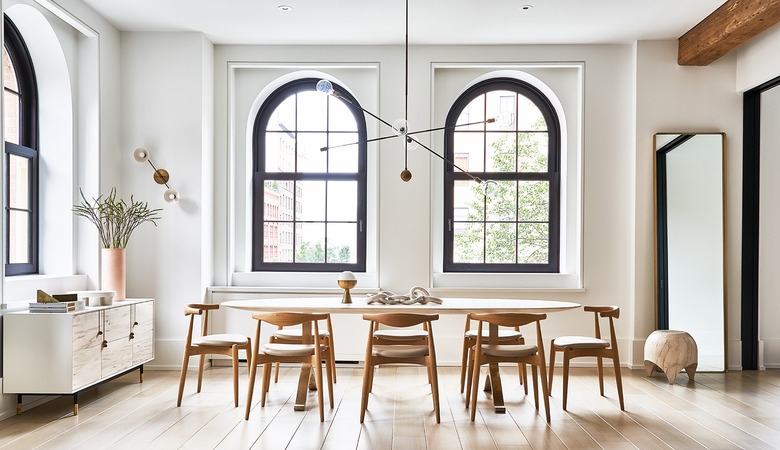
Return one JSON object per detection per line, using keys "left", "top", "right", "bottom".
{"left": 120, "top": 32, "right": 214, "bottom": 368}
{"left": 211, "top": 43, "right": 642, "bottom": 367}
{"left": 0, "top": 0, "right": 120, "bottom": 421}
{"left": 634, "top": 40, "right": 742, "bottom": 370}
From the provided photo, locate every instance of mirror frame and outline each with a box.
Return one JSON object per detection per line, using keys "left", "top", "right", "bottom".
{"left": 654, "top": 132, "right": 728, "bottom": 372}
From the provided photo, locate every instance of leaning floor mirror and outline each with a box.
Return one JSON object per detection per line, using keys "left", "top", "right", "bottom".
{"left": 654, "top": 133, "right": 727, "bottom": 372}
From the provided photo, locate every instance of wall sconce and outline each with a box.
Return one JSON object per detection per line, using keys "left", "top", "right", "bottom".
{"left": 133, "top": 147, "right": 179, "bottom": 203}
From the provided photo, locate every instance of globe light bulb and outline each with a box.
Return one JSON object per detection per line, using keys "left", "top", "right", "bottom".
{"left": 481, "top": 180, "right": 497, "bottom": 197}
{"left": 164, "top": 188, "right": 180, "bottom": 203}
{"left": 392, "top": 118, "right": 410, "bottom": 136}
{"left": 133, "top": 147, "right": 150, "bottom": 163}
{"left": 406, "top": 136, "right": 419, "bottom": 151}
{"left": 316, "top": 79, "right": 334, "bottom": 95}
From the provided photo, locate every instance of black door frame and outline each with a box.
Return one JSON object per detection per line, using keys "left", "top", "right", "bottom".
{"left": 742, "top": 74, "right": 780, "bottom": 370}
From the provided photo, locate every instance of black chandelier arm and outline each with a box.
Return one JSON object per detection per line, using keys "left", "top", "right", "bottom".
{"left": 319, "top": 117, "right": 497, "bottom": 152}
{"left": 407, "top": 135, "right": 483, "bottom": 184}
{"left": 407, "top": 118, "right": 497, "bottom": 136}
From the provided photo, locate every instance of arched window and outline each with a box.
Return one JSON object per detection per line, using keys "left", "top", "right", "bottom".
{"left": 3, "top": 15, "right": 38, "bottom": 276}
{"left": 444, "top": 78, "right": 560, "bottom": 273}
{"left": 252, "top": 78, "right": 367, "bottom": 271}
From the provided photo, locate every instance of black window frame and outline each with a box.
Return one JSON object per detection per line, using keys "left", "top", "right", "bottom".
{"left": 251, "top": 78, "right": 367, "bottom": 272}
{"left": 443, "top": 77, "right": 560, "bottom": 273}
{"left": 4, "top": 15, "right": 39, "bottom": 276}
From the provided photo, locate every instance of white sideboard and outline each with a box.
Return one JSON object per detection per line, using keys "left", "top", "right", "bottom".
{"left": 2, "top": 298, "right": 154, "bottom": 415}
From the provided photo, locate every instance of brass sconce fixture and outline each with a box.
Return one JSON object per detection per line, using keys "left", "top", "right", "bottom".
{"left": 133, "top": 147, "right": 179, "bottom": 203}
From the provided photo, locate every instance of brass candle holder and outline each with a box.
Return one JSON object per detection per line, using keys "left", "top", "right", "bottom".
{"left": 338, "top": 271, "right": 357, "bottom": 304}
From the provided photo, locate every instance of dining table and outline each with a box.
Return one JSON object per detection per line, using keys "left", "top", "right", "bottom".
{"left": 222, "top": 296, "right": 581, "bottom": 413}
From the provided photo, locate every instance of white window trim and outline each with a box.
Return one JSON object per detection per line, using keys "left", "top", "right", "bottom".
{"left": 430, "top": 63, "right": 584, "bottom": 291}
{"left": 225, "top": 63, "right": 380, "bottom": 289}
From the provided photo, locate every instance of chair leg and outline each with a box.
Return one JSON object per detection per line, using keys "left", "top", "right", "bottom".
{"left": 360, "top": 358, "right": 373, "bottom": 423}
{"left": 538, "top": 357, "right": 551, "bottom": 423}
{"left": 548, "top": 342, "right": 557, "bottom": 395}
{"left": 245, "top": 339, "right": 253, "bottom": 380}
{"left": 531, "top": 365, "right": 540, "bottom": 410}
{"left": 612, "top": 356, "right": 625, "bottom": 410}
{"left": 177, "top": 350, "right": 190, "bottom": 407}
{"left": 245, "top": 356, "right": 258, "bottom": 420}
{"left": 470, "top": 352, "right": 481, "bottom": 422}
{"left": 368, "top": 364, "right": 376, "bottom": 393}
{"left": 465, "top": 348, "right": 475, "bottom": 408}
{"left": 324, "top": 353, "right": 334, "bottom": 409}
{"left": 197, "top": 354, "right": 206, "bottom": 393}
{"left": 314, "top": 355, "right": 325, "bottom": 422}
{"left": 261, "top": 363, "right": 272, "bottom": 407}
{"left": 562, "top": 351, "right": 571, "bottom": 410}
{"left": 521, "top": 364, "right": 528, "bottom": 395}
{"left": 232, "top": 345, "right": 240, "bottom": 407}
{"left": 326, "top": 339, "right": 337, "bottom": 384}
{"left": 460, "top": 338, "right": 470, "bottom": 393}
{"left": 428, "top": 356, "right": 441, "bottom": 424}
{"left": 274, "top": 362, "right": 280, "bottom": 383}
{"left": 327, "top": 337, "right": 338, "bottom": 384}
{"left": 597, "top": 356, "right": 605, "bottom": 396}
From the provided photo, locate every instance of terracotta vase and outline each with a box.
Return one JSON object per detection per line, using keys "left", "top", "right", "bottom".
{"left": 101, "top": 248, "right": 126, "bottom": 301}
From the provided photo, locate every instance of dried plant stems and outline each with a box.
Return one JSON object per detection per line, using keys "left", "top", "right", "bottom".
{"left": 73, "top": 188, "right": 162, "bottom": 249}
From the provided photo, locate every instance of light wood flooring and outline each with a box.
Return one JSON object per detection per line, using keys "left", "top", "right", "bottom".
{"left": 1, "top": 364, "right": 780, "bottom": 449}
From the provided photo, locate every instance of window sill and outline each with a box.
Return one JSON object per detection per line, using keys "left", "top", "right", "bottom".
{"left": 3, "top": 274, "right": 88, "bottom": 310}
{"left": 431, "top": 272, "right": 582, "bottom": 292}
{"left": 231, "top": 271, "right": 378, "bottom": 290}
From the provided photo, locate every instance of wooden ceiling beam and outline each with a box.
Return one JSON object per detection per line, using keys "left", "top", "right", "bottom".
{"left": 678, "top": 0, "right": 780, "bottom": 66}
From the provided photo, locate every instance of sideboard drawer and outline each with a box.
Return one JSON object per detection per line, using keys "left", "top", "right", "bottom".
{"left": 104, "top": 306, "right": 131, "bottom": 342}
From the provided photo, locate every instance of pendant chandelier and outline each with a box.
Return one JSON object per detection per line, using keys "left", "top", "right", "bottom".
{"left": 316, "top": 0, "right": 496, "bottom": 191}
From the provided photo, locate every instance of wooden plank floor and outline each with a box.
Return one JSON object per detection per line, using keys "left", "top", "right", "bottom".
{"left": 1, "top": 365, "right": 779, "bottom": 449}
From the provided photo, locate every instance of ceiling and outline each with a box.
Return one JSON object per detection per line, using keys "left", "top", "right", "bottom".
{"left": 81, "top": 0, "right": 727, "bottom": 46}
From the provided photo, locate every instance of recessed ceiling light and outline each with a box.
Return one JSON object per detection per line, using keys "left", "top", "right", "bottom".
{"left": 278, "top": 5, "right": 292, "bottom": 12}
{"left": 520, "top": 4, "right": 533, "bottom": 11}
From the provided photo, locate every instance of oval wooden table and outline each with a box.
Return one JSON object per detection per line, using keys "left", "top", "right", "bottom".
{"left": 223, "top": 296, "right": 580, "bottom": 413}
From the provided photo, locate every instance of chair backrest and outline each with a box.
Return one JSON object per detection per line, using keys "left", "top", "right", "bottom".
{"left": 252, "top": 312, "right": 329, "bottom": 328}
{"left": 183, "top": 303, "right": 220, "bottom": 345}
{"left": 362, "top": 313, "right": 438, "bottom": 328}
{"left": 469, "top": 313, "right": 546, "bottom": 328}
{"left": 584, "top": 306, "right": 620, "bottom": 345}
{"left": 470, "top": 313, "right": 547, "bottom": 353}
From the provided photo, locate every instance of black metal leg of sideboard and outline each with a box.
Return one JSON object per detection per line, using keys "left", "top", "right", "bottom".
{"left": 140, "top": 365, "right": 144, "bottom": 383}
{"left": 17, "top": 394, "right": 22, "bottom": 415}
{"left": 73, "top": 393, "right": 78, "bottom": 416}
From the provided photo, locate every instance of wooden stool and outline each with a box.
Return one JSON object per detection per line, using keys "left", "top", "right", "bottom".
{"left": 644, "top": 330, "right": 697, "bottom": 384}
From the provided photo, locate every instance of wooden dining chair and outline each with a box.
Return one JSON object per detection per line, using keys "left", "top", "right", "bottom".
{"left": 361, "top": 313, "right": 440, "bottom": 423}
{"left": 270, "top": 314, "right": 337, "bottom": 385}
{"left": 177, "top": 304, "right": 252, "bottom": 407}
{"left": 548, "top": 306, "right": 624, "bottom": 410}
{"left": 467, "top": 313, "right": 550, "bottom": 422}
{"left": 460, "top": 313, "right": 527, "bottom": 394}
{"left": 245, "top": 312, "right": 333, "bottom": 422}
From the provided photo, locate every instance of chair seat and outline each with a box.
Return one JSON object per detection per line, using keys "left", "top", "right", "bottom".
{"left": 553, "top": 336, "right": 610, "bottom": 349}
{"left": 273, "top": 328, "right": 330, "bottom": 339}
{"left": 373, "top": 344, "right": 429, "bottom": 358}
{"left": 480, "top": 344, "right": 538, "bottom": 357}
{"left": 193, "top": 333, "right": 249, "bottom": 347}
{"left": 261, "top": 343, "right": 318, "bottom": 356}
{"left": 465, "top": 329, "right": 522, "bottom": 341}
{"left": 374, "top": 329, "right": 428, "bottom": 341}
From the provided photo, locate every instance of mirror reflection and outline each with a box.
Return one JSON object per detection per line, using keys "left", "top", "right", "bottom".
{"left": 655, "top": 133, "right": 726, "bottom": 372}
